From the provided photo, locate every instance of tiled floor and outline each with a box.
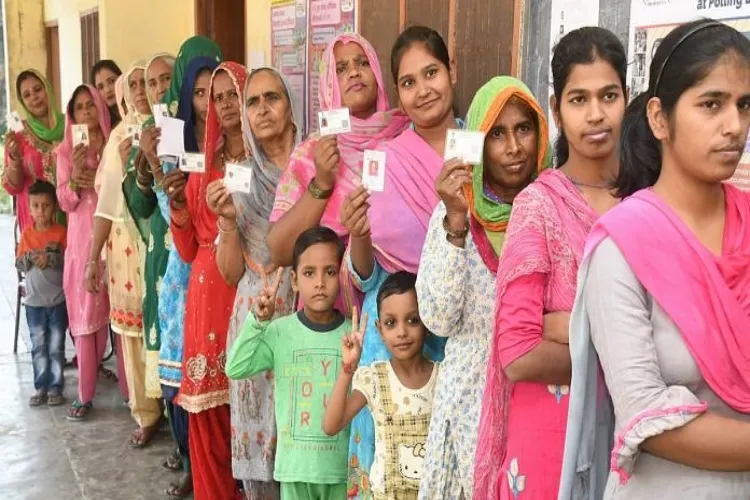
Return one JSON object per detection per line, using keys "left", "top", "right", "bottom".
{"left": 0, "top": 215, "right": 184, "bottom": 500}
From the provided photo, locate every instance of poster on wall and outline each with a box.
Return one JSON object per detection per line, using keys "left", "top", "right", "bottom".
{"left": 628, "top": 1, "right": 750, "bottom": 190}
{"left": 307, "top": 0, "right": 357, "bottom": 134}
{"left": 548, "top": 0, "right": 600, "bottom": 144}
{"left": 271, "top": 0, "right": 308, "bottom": 137}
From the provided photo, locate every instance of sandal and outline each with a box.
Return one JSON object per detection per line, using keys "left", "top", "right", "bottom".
{"left": 165, "top": 474, "right": 193, "bottom": 498}
{"left": 66, "top": 399, "right": 93, "bottom": 421}
{"left": 47, "top": 391, "right": 65, "bottom": 407}
{"left": 162, "top": 449, "right": 183, "bottom": 472}
{"left": 29, "top": 390, "right": 47, "bottom": 407}
{"left": 98, "top": 365, "right": 118, "bottom": 381}
{"left": 128, "top": 425, "right": 159, "bottom": 449}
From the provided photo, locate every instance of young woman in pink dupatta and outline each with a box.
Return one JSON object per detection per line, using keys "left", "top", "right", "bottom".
{"left": 55, "top": 85, "right": 112, "bottom": 420}
{"left": 266, "top": 33, "right": 409, "bottom": 314}
{"left": 339, "top": 26, "right": 460, "bottom": 499}
{"left": 474, "top": 28, "right": 626, "bottom": 499}
{"left": 560, "top": 20, "right": 750, "bottom": 500}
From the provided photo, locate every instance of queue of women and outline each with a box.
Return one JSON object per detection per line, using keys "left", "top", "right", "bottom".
{"left": 3, "top": 14, "right": 750, "bottom": 500}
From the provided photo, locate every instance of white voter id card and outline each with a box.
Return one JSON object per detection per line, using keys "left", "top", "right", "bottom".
{"left": 224, "top": 162, "right": 253, "bottom": 194}
{"left": 72, "top": 124, "right": 89, "bottom": 147}
{"left": 153, "top": 104, "right": 169, "bottom": 126}
{"left": 362, "top": 150, "right": 386, "bottom": 192}
{"left": 179, "top": 152, "right": 206, "bottom": 173}
{"left": 8, "top": 111, "right": 23, "bottom": 132}
{"left": 126, "top": 124, "right": 141, "bottom": 147}
{"left": 318, "top": 108, "right": 351, "bottom": 136}
{"left": 444, "top": 129, "right": 485, "bottom": 164}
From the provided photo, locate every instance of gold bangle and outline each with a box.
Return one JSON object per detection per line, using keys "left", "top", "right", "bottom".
{"left": 443, "top": 215, "right": 469, "bottom": 239}
{"left": 308, "top": 177, "right": 334, "bottom": 200}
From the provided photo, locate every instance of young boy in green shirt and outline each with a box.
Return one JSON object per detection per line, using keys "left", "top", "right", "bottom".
{"left": 226, "top": 226, "right": 351, "bottom": 500}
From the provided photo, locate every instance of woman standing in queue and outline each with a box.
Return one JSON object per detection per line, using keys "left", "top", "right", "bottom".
{"left": 475, "top": 27, "right": 626, "bottom": 499}
{"left": 165, "top": 62, "right": 247, "bottom": 500}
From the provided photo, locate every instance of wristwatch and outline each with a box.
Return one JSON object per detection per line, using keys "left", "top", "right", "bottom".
{"left": 308, "top": 177, "right": 334, "bottom": 200}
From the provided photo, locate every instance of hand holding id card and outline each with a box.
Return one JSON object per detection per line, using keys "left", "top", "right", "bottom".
{"left": 319, "top": 108, "right": 352, "bottom": 136}
{"left": 444, "top": 129, "right": 485, "bottom": 164}
{"left": 126, "top": 124, "right": 141, "bottom": 147}
{"left": 72, "top": 124, "right": 90, "bottom": 147}
{"left": 224, "top": 163, "right": 253, "bottom": 194}
{"left": 8, "top": 111, "right": 23, "bottom": 133}
{"left": 362, "top": 150, "right": 386, "bottom": 192}
{"left": 180, "top": 152, "right": 206, "bottom": 173}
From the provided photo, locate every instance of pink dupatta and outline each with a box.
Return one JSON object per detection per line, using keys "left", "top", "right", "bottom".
{"left": 270, "top": 33, "right": 409, "bottom": 234}
{"left": 474, "top": 169, "right": 598, "bottom": 500}
{"left": 368, "top": 129, "right": 443, "bottom": 273}
{"left": 585, "top": 185, "right": 750, "bottom": 411}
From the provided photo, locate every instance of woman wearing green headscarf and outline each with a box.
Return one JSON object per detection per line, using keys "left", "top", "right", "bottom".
{"left": 125, "top": 36, "right": 222, "bottom": 498}
{"left": 415, "top": 76, "right": 551, "bottom": 499}
{"left": 3, "top": 70, "right": 66, "bottom": 231}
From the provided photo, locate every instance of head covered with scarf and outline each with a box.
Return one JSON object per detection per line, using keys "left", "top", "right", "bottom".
{"left": 144, "top": 53, "right": 176, "bottom": 108}
{"left": 177, "top": 56, "right": 222, "bottom": 153}
{"left": 56, "top": 84, "right": 112, "bottom": 167}
{"left": 271, "top": 33, "right": 410, "bottom": 235}
{"left": 114, "top": 74, "right": 127, "bottom": 121}
{"left": 236, "top": 66, "right": 302, "bottom": 268}
{"left": 15, "top": 69, "right": 66, "bottom": 143}
{"left": 463, "top": 76, "right": 552, "bottom": 272}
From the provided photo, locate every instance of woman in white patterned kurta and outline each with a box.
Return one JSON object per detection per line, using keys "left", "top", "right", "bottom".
{"left": 415, "top": 77, "right": 551, "bottom": 499}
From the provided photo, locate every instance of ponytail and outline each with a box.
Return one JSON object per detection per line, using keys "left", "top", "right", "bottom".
{"left": 554, "top": 132, "right": 569, "bottom": 167}
{"left": 615, "top": 93, "right": 661, "bottom": 198}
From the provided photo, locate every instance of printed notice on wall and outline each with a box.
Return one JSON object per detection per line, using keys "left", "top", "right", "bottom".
{"left": 627, "top": 1, "right": 750, "bottom": 191}
{"left": 547, "top": 0, "right": 600, "bottom": 146}
{"left": 307, "top": 0, "right": 356, "bottom": 134}
{"left": 271, "top": 0, "right": 308, "bottom": 137}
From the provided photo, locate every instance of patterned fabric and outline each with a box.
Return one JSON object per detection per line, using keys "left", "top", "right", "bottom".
{"left": 475, "top": 169, "right": 598, "bottom": 499}
{"left": 3, "top": 128, "right": 62, "bottom": 231}
{"left": 172, "top": 62, "right": 246, "bottom": 413}
{"left": 228, "top": 67, "right": 299, "bottom": 483}
{"left": 55, "top": 84, "right": 112, "bottom": 336}
{"left": 353, "top": 362, "right": 437, "bottom": 497}
{"left": 346, "top": 258, "right": 446, "bottom": 499}
{"left": 415, "top": 202, "right": 497, "bottom": 500}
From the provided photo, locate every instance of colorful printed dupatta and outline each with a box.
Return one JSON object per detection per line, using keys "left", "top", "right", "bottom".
{"left": 270, "top": 33, "right": 410, "bottom": 234}
{"left": 474, "top": 169, "right": 597, "bottom": 500}
{"left": 464, "top": 77, "right": 552, "bottom": 272}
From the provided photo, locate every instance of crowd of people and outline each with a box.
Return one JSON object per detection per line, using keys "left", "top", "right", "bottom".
{"left": 3, "top": 16, "right": 749, "bottom": 500}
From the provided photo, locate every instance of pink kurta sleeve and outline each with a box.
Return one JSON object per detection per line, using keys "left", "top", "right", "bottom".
{"left": 495, "top": 272, "right": 546, "bottom": 368}
{"left": 171, "top": 174, "right": 199, "bottom": 263}
{"left": 55, "top": 148, "right": 81, "bottom": 213}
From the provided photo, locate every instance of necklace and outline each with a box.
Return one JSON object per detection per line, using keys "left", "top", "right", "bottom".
{"left": 562, "top": 171, "right": 612, "bottom": 190}
{"left": 221, "top": 146, "right": 246, "bottom": 165}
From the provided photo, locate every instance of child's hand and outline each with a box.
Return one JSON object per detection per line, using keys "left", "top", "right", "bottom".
{"left": 32, "top": 252, "right": 48, "bottom": 269}
{"left": 254, "top": 267, "right": 284, "bottom": 322}
{"left": 342, "top": 306, "right": 368, "bottom": 369}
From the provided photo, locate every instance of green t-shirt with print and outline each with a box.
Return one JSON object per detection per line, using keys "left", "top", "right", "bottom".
{"left": 226, "top": 310, "right": 351, "bottom": 484}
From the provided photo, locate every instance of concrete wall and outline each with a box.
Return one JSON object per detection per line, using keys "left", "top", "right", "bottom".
{"left": 5, "top": 0, "right": 47, "bottom": 112}
{"left": 99, "top": 0, "right": 194, "bottom": 69}
{"left": 246, "top": 0, "right": 271, "bottom": 67}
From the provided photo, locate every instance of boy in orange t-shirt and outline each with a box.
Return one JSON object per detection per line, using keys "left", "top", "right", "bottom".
{"left": 16, "top": 180, "right": 68, "bottom": 407}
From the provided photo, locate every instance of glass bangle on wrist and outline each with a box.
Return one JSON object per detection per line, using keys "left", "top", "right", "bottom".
{"left": 342, "top": 361, "right": 357, "bottom": 375}
{"left": 443, "top": 215, "right": 469, "bottom": 239}
{"left": 308, "top": 177, "right": 334, "bottom": 200}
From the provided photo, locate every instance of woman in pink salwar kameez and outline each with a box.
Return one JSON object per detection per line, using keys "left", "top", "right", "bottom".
{"left": 56, "top": 84, "right": 116, "bottom": 420}
{"left": 474, "top": 27, "right": 627, "bottom": 500}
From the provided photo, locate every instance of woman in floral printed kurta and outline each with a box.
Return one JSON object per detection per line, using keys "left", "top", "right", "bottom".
{"left": 415, "top": 77, "right": 550, "bottom": 499}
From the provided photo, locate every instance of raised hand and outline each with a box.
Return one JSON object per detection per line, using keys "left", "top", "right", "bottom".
{"left": 139, "top": 126, "right": 161, "bottom": 165}
{"left": 254, "top": 267, "right": 284, "bottom": 322}
{"left": 72, "top": 144, "right": 95, "bottom": 189}
{"left": 340, "top": 185, "right": 371, "bottom": 239}
{"left": 436, "top": 158, "right": 472, "bottom": 217}
{"left": 5, "top": 132, "right": 20, "bottom": 161}
{"left": 312, "top": 135, "right": 339, "bottom": 191}
{"left": 118, "top": 136, "right": 133, "bottom": 166}
{"left": 341, "top": 306, "right": 368, "bottom": 369}
{"left": 163, "top": 170, "right": 188, "bottom": 207}
{"left": 206, "top": 179, "right": 237, "bottom": 220}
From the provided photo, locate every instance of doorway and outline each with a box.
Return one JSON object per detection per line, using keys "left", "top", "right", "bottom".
{"left": 195, "top": 0, "right": 246, "bottom": 64}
